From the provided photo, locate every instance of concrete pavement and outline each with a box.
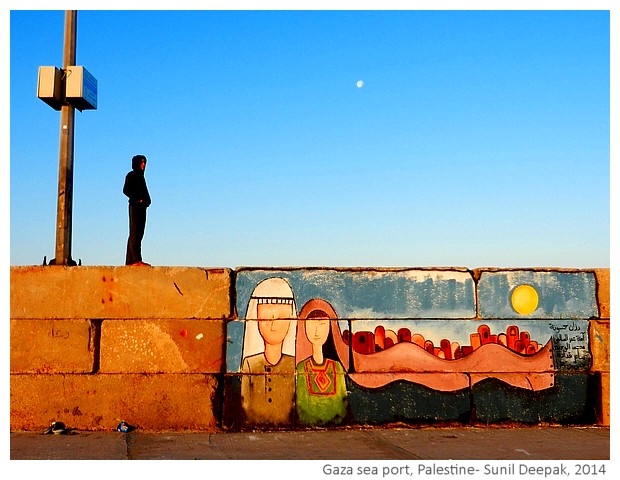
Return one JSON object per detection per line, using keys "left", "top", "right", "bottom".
{"left": 10, "top": 426, "right": 610, "bottom": 460}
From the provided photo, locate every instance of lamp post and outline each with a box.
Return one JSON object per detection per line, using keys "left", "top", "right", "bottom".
{"left": 54, "top": 10, "right": 77, "bottom": 265}
{"left": 37, "top": 10, "right": 97, "bottom": 265}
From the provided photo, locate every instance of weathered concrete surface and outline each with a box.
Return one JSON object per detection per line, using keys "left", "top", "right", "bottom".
{"left": 472, "top": 373, "right": 597, "bottom": 425}
{"left": 10, "top": 374, "right": 220, "bottom": 431}
{"left": 10, "top": 266, "right": 232, "bottom": 319}
{"left": 476, "top": 270, "right": 598, "bottom": 319}
{"left": 591, "top": 269, "right": 610, "bottom": 424}
{"left": 590, "top": 321, "right": 610, "bottom": 372}
{"left": 598, "top": 372, "right": 610, "bottom": 426}
{"left": 10, "top": 319, "right": 96, "bottom": 373}
{"left": 10, "top": 427, "right": 610, "bottom": 460}
{"left": 10, "top": 431, "right": 129, "bottom": 460}
{"left": 9, "top": 266, "right": 610, "bottom": 432}
{"left": 100, "top": 319, "right": 226, "bottom": 373}
{"left": 235, "top": 268, "right": 476, "bottom": 319}
{"left": 594, "top": 268, "right": 610, "bottom": 318}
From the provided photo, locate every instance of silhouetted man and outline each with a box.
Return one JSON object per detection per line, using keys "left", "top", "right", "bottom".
{"left": 123, "top": 154, "right": 151, "bottom": 266}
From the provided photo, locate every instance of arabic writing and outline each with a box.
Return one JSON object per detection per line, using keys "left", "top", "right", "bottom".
{"left": 550, "top": 321, "right": 591, "bottom": 370}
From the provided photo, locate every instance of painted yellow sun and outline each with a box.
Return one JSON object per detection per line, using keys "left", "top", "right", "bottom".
{"left": 511, "top": 284, "right": 539, "bottom": 315}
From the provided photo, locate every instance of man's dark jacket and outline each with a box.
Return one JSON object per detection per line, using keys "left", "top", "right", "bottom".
{"left": 123, "top": 157, "right": 151, "bottom": 207}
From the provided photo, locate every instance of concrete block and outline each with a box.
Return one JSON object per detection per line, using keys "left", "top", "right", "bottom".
{"left": 594, "top": 269, "right": 610, "bottom": 318}
{"left": 100, "top": 319, "right": 226, "bottom": 373}
{"left": 10, "top": 319, "right": 96, "bottom": 373}
{"left": 221, "top": 375, "right": 244, "bottom": 429}
{"left": 345, "top": 373, "right": 471, "bottom": 425}
{"left": 589, "top": 320, "right": 610, "bottom": 372}
{"left": 222, "top": 374, "right": 295, "bottom": 429}
{"left": 226, "top": 320, "right": 246, "bottom": 373}
{"left": 348, "top": 319, "right": 588, "bottom": 377}
{"left": 597, "top": 372, "right": 610, "bottom": 426}
{"left": 477, "top": 270, "right": 598, "bottom": 319}
{"left": 295, "top": 368, "right": 348, "bottom": 427}
{"left": 10, "top": 266, "right": 232, "bottom": 319}
{"left": 235, "top": 268, "right": 476, "bottom": 319}
{"left": 226, "top": 319, "right": 312, "bottom": 372}
{"left": 472, "top": 373, "right": 597, "bottom": 424}
{"left": 10, "top": 374, "right": 220, "bottom": 431}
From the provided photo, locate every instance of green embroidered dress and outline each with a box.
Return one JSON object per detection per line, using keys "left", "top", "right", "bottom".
{"left": 295, "top": 357, "right": 348, "bottom": 425}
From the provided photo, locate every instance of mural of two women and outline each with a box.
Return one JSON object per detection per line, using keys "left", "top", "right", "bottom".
{"left": 240, "top": 277, "right": 348, "bottom": 426}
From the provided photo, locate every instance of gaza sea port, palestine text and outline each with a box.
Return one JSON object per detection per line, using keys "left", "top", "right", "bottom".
{"left": 322, "top": 462, "right": 607, "bottom": 477}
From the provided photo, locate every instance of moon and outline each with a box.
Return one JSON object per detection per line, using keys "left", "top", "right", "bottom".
{"left": 356, "top": 80, "right": 364, "bottom": 88}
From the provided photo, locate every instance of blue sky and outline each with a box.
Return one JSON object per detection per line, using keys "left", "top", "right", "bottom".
{"left": 8, "top": 6, "right": 612, "bottom": 269}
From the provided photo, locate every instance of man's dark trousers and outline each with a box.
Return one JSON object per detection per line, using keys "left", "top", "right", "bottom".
{"left": 126, "top": 203, "right": 147, "bottom": 265}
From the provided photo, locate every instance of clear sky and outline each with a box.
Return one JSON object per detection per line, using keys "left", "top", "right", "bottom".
{"left": 8, "top": 4, "right": 612, "bottom": 269}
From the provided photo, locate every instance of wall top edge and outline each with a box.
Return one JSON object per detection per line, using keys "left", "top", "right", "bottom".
{"left": 234, "top": 266, "right": 471, "bottom": 273}
{"left": 9, "top": 266, "right": 232, "bottom": 273}
{"left": 474, "top": 267, "right": 608, "bottom": 273}
{"left": 9, "top": 266, "right": 608, "bottom": 273}
{"left": 235, "top": 266, "right": 607, "bottom": 273}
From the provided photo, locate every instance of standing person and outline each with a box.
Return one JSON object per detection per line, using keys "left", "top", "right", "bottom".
{"left": 123, "top": 154, "right": 151, "bottom": 266}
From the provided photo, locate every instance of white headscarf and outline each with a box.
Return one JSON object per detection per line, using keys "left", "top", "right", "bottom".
{"left": 242, "top": 277, "right": 298, "bottom": 359}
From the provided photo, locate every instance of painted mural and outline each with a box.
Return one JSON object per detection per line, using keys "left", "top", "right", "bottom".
{"left": 239, "top": 277, "right": 297, "bottom": 425}
{"left": 295, "top": 299, "right": 348, "bottom": 425}
{"left": 224, "top": 269, "right": 596, "bottom": 428}
{"left": 477, "top": 270, "right": 598, "bottom": 319}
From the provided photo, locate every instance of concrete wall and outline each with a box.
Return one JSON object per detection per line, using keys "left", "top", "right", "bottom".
{"left": 10, "top": 266, "right": 610, "bottom": 431}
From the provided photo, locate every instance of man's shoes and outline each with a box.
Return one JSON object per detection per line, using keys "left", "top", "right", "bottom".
{"left": 43, "top": 421, "right": 67, "bottom": 435}
{"left": 130, "top": 261, "right": 151, "bottom": 266}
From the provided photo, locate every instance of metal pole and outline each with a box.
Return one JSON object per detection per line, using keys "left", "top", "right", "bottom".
{"left": 54, "top": 10, "right": 77, "bottom": 265}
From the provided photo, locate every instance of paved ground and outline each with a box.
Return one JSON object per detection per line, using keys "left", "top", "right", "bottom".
{"left": 10, "top": 426, "right": 610, "bottom": 461}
